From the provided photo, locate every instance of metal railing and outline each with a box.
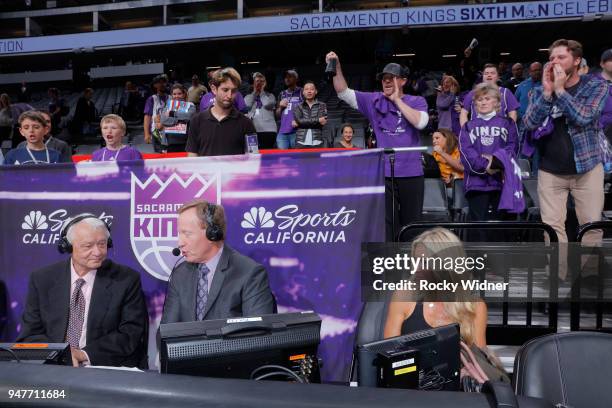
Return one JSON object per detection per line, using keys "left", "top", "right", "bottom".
{"left": 398, "top": 221, "right": 559, "bottom": 345}
{"left": 569, "top": 221, "right": 612, "bottom": 332}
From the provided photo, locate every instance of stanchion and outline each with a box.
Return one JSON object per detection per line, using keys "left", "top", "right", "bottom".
{"left": 383, "top": 146, "right": 428, "bottom": 241}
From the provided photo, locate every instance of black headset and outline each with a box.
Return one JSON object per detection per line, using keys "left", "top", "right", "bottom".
{"left": 57, "top": 213, "right": 113, "bottom": 254}
{"left": 205, "top": 203, "right": 223, "bottom": 242}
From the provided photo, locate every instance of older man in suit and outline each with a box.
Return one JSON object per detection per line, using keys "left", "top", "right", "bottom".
{"left": 161, "top": 200, "right": 275, "bottom": 323}
{"left": 17, "top": 214, "right": 148, "bottom": 368}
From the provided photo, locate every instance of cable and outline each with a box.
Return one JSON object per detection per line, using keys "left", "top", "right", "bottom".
{"left": 254, "top": 372, "right": 298, "bottom": 382}
{"left": 250, "top": 364, "right": 305, "bottom": 383}
{"left": 419, "top": 369, "right": 449, "bottom": 391}
{"left": 0, "top": 346, "right": 21, "bottom": 363}
{"left": 251, "top": 365, "right": 304, "bottom": 383}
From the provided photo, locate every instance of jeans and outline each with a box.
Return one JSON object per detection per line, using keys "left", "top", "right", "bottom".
{"left": 276, "top": 132, "right": 296, "bottom": 149}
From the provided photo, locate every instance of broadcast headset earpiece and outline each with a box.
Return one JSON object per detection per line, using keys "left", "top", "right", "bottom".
{"left": 205, "top": 203, "right": 223, "bottom": 242}
{"left": 57, "top": 213, "right": 113, "bottom": 254}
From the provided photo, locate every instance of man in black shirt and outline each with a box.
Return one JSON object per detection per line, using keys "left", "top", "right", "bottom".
{"left": 186, "top": 68, "right": 256, "bottom": 157}
{"left": 536, "top": 81, "right": 580, "bottom": 175}
{"left": 503, "top": 63, "right": 524, "bottom": 93}
{"left": 524, "top": 39, "right": 608, "bottom": 280}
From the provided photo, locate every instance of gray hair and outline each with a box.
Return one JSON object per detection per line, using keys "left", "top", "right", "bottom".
{"left": 64, "top": 214, "right": 110, "bottom": 244}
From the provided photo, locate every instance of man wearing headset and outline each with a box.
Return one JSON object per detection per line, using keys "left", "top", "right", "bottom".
{"left": 17, "top": 214, "right": 148, "bottom": 368}
{"left": 161, "top": 200, "right": 275, "bottom": 323}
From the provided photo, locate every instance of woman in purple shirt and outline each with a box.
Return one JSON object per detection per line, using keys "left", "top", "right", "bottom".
{"left": 92, "top": 114, "right": 142, "bottom": 162}
{"left": 326, "top": 51, "right": 430, "bottom": 241}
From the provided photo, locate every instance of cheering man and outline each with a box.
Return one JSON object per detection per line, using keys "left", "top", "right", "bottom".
{"left": 326, "top": 51, "right": 429, "bottom": 241}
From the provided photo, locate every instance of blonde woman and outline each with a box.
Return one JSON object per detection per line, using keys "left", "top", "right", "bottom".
{"left": 384, "top": 227, "right": 488, "bottom": 348}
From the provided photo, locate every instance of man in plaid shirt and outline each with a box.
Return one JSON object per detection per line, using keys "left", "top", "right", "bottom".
{"left": 524, "top": 39, "right": 608, "bottom": 278}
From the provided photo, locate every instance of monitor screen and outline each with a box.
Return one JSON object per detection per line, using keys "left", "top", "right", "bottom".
{"left": 159, "top": 311, "right": 321, "bottom": 383}
{"left": 356, "top": 323, "right": 460, "bottom": 391}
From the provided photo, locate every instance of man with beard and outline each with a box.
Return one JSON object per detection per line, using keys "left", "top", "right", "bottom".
{"left": 326, "top": 51, "right": 429, "bottom": 241}
{"left": 186, "top": 67, "right": 256, "bottom": 157}
{"left": 524, "top": 39, "right": 608, "bottom": 260}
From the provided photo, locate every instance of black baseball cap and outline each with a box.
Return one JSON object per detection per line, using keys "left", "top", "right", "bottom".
{"left": 601, "top": 49, "right": 612, "bottom": 63}
{"left": 376, "top": 63, "right": 409, "bottom": 80}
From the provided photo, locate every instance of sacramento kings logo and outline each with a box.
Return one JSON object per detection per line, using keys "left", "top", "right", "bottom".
{"left": 480, "top": 135, "right": 495, "bottom": 146}
{"left": 130, "top": 172, "right": 220, "bottom": 280}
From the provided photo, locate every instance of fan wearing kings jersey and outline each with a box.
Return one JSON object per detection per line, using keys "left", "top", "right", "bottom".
{"left": 459, "top": 83, "right": 521, "bottom": 239}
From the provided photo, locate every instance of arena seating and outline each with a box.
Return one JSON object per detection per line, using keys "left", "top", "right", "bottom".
{"left": 514, "top": 331, "right": 612, "bottom": 408}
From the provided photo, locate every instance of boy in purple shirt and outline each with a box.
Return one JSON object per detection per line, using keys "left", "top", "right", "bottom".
{"left": 92, "top": 114, "right": 142, "bottom": 162}
{"left": 327, "top": 52, "right": 429, "bottom": 241}
{"left": 459, "top": 83, "right": 521, "bottom": 237}
{"left": 460, "top": 63, "right": 519, "bottom": 127}
{"left": 275, "top": 69, "right": 302, "bottom": 149}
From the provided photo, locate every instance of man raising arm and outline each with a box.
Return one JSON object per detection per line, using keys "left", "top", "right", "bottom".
{"left": 326, "top": 51, "right": 428, "bottom": 241}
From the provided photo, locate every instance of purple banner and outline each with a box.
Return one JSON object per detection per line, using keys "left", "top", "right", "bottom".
{"left": 0, "top": 150, "right": 385, "bottom": 381}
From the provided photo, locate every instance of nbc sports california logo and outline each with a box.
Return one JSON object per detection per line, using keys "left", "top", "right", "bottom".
{"left": 20, "top": 210, "right": 113, "bottom": 245}
{"left": 240, "top": 205, "right": 357, "bottom": 245}
{"left": 130, "top": 172, "right": 220, "bottom": 281}
{"left": 22, "top": 210, "right": 49, "bottom": 231}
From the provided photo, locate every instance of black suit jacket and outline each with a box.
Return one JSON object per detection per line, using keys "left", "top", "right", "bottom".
{"left": 161, "top": 245, "right": 275, "bottom": 323}
{"left": 17, "top": 259, "right": 148, "bottom": 367}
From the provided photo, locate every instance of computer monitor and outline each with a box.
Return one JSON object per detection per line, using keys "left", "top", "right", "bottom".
{"left": 0, "top": 343, "right": 71, "bottom": 365}
{"left": 159, "top": 311, "right": 321, "bottom": 383}
{"left": 355, "top": 323, "right": 460, "bottom": 391}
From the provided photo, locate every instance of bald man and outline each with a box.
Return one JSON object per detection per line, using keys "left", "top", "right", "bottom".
{"left": 504, "top": 63, "right": 525, "bottom": 92}
{"left": 515, "top": 62, "right": 543, "bottom": 118}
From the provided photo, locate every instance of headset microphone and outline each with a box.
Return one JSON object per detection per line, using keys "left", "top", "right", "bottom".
{"left": 172, "top": 248, "right": 181, "bottom": 256}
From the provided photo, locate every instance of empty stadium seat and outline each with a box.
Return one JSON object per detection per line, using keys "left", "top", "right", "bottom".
{"left": 451, "top": 178, "right": 468, "bottom": 222}
{"left": 422, "top": 178, "right": 450, "bottom": 221}
{"left": 514, "top": 331, "right": 612, "bottom": 408}
{"left": 519, "top": 158, "right": 531, "bottom": 177}
{"left": 523, "top": 178, "right": 540, "bottom": 222}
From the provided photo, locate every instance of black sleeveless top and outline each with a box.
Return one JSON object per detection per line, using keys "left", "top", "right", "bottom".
{"left": 400, "top": 302, "right": 433, "bottom": 335}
